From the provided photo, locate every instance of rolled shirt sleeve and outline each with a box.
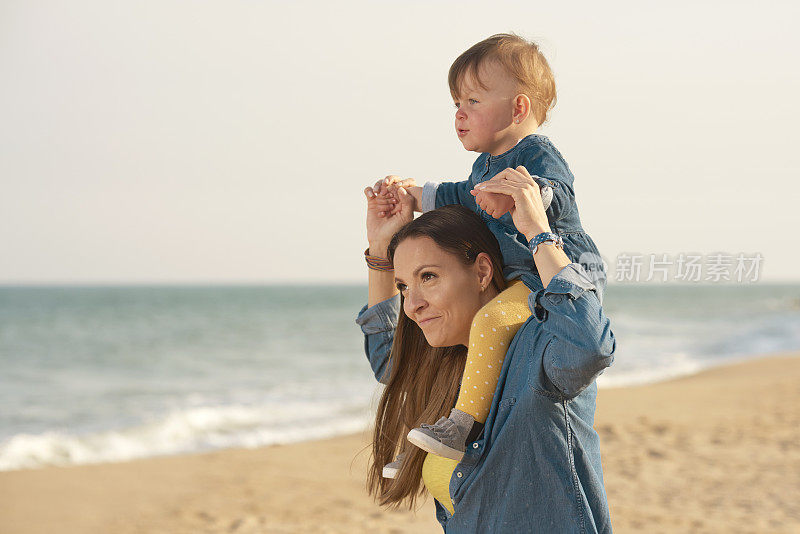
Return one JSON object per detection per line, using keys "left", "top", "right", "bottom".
{"left": 528, "top": 263, "right": 616, "bottom": 399}
{"left": 540, "top": 178, "right": 574, "bottom": 222}
{"left": 517, "top": 143, "right": 576, "bottom": 222}
{"left": 532, "top": 175, "right": 554, "bottom": 212}
{"left": 421, "top": 182, "right": 439, "bottom": 213}
{"left": 355, "top": 294, "right": 400, "bottom": 384}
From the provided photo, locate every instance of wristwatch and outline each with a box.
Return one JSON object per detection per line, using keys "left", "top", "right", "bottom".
{"left": 528, "top": 232, "right": 564, "bottom": 256}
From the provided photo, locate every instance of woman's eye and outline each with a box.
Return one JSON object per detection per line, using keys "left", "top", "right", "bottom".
{"left": 396, "top": 273, "right": 434, "bottom": 291}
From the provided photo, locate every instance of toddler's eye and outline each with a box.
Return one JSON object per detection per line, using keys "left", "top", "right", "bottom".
{"left": 469, "top": 98, "right": 478, "bottom": 104}
{"left": 453, "top": 102, "right": 460, "bottom": 109}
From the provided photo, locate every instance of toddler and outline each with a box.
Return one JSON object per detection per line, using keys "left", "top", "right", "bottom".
{"left": 376, "top": 34, "right": 606, "bottom": 474}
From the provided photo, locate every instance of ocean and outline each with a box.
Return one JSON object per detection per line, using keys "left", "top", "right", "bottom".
{"left": 1, "top": 283, "right": 799, "bottom": 471}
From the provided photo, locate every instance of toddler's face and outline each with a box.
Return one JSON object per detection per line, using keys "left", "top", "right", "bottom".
{"left": 453, "top": 61, "right": 519, "bottom": 156}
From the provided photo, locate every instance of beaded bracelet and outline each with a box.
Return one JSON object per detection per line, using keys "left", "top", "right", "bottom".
{"left": 364, "top": 247, "right": 394, "bottom": 271}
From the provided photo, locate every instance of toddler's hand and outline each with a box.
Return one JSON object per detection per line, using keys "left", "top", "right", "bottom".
{"left": 471, "top": 189, "right": 515, "bottom": 218}
{"left": 373, "top": 176, "right": 418, "bottom": 216}
{"left": 370, "top": 176, "right": 400, "bottom": 217}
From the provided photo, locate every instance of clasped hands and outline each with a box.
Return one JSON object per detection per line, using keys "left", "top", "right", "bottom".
{"left": 371, "top": 166, "right": 537, "bottom": 220}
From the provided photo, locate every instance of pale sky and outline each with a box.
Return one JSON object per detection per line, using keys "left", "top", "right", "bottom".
{"left": 1, "top": 1, "right": 798, "bottom": 284}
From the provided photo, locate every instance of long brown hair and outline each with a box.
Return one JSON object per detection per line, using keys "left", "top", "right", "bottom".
{"left": 366, "top": 205, "right": 507, "bottom": 510}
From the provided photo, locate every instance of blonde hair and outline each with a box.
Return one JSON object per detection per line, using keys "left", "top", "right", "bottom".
{"left": 448, "top": 33, "right": 557, "bottom": 126}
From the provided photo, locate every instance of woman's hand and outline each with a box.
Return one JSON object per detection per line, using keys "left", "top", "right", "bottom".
{"left": 474, "top": 166, "right": 571, "bottom": 286}
{"left": 364, "top": 182, "right": 414, "bottom": 255}
{"left": 472, "top": 166, "right": 552, "bottom": 241}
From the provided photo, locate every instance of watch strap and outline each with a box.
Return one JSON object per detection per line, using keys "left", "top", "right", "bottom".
{"left": 528, "top": 232, "right": 564, "bottom": 256}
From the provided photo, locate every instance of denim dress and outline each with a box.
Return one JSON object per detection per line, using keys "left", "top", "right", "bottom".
{"left": 422, "top": 134, "right": 607, "bottom": 303}
{"left": 355, "top": 264, "right": 616, "bottom": 532}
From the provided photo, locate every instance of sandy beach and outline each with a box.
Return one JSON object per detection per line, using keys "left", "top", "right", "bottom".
{"left": 1, "top": 353, "right": 798, "bottom": 533}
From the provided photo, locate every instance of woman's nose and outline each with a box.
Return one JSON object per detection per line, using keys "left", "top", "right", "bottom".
{"left": 403, "top": 288, "right": 427, "bottom": 316}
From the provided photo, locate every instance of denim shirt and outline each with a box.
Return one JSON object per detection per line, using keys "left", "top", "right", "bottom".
{"left": 355, "top": 265, "right": 616, "bottom": 533}
{"left": 421, "top": 134, "right": 607, "bottom": 303}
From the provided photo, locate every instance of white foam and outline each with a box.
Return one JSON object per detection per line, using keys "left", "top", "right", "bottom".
{"left": 0, "top": 400, "right": 373, "bottom": 472}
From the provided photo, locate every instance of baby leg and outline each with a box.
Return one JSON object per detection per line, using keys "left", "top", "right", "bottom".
{"left": 457, "top": 279, "right": 532, "bottom": 422}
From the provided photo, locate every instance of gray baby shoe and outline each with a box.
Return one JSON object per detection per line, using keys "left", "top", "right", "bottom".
{"left": 406, "top": 408, "right": 475, "bottom": 461}
{"left": 382, "top": 451, "right": 406, "bottom": 479}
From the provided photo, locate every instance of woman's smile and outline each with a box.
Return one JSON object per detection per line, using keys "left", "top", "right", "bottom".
{"left": 418, "top": 316, "right": 441, "bottom": 326}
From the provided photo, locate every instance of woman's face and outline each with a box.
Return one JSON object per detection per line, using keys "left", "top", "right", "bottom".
{"left": 393, "top": 236, "right": 495, "bottom": 347}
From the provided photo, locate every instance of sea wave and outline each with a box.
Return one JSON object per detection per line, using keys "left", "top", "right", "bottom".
{"left": 1, "top": 284, "right": 799, "bottom": 471}
{"left": 0, "top": 399, "right": 374, "bottom": 471}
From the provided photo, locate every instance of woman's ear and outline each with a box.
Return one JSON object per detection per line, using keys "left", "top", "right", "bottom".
{"left": 475, "top": 252, "right": 494, "bottom": 290}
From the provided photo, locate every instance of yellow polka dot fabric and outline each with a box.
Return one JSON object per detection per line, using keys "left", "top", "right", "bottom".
{"left": 458, "top": 279, "right": 532, "bottom": 422}
{"left": 421, "top": 452, "right": 459, "bottom": 514}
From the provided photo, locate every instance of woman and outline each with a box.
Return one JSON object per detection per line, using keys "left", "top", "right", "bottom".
{"left": 355, "top": 174, "right": 615, "bottom": 532}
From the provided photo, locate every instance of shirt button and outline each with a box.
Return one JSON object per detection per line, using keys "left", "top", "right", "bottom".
{"left": 456, "top": 472, "right": 463, "bottom": 478}
{"left": 472, "top": 443, "right": 479, "bottom": 449}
